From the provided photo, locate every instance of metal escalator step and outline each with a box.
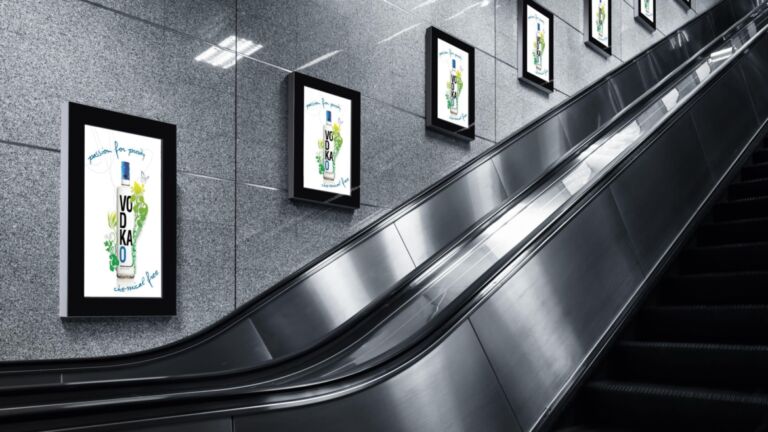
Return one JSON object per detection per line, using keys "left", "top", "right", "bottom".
{"left": 659, "top": 272, "right": 768, "bottom": 305}
{"left": 713, "top": 196, "right": 768, "bottom": 222}
{"left": 580, "top": 380, "right": 768, "bottom": 431}
{"left": 636, "top": 305, "right": 768, "bottom": 344}
{"left": 742, "top": 162, "right": 768, "bottom": 181}
{"left": 606, "top": 341, "right": 768, "bottom": 392}
{"left": 754, "top": 149, "right": 768, "bottom": 164}
{"left": 677, "top": 243, "right": 768, "bottom": 273}
{"left": 729, "top": 179, "right": 768, "bottom": 200}
{"left": 696, "top": 217, "right": 768, "bottom": 246}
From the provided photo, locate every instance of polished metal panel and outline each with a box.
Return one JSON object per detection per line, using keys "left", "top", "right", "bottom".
{"left": 234, "top": 323, "right": 521, "bottom": 432}
{"left": 64, "top": 318, "right": 272, "bottom": 382}
{"left": 738, "top": 36, "right": 768, "bottom": 120}
{"left": 469, "top": 191, "right": 643, "bottom": 432}
{"left": 691, "top": 62, "right": 759, "bottom": 175}
{"left": 249, "top": 225, "right": 415, "bottom": 359}
{"left": 609, "top": 113, "right": 715, "bottom": 271}
{"left": 610, "top": 55, "right": 663, "bottom": 108}
{"left": 558, "top": 84, "right": 620, "bottom": 150}
{"left": 491, "top": 116, "right": 570, "bottom": 198}
{"left": 134, "top": 418, "right": 231, "bottom": 432}
{"left": 394, "top": 159, "right": 508, "bottom": 266}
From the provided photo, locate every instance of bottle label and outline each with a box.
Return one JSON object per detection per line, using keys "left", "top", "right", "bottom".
{"left": 118, "top": 193, "right": 134, "bottom": 268}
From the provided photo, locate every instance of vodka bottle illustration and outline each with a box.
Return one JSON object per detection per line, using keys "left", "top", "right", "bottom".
{"left": 643, "top": 0, "right": 650, "bottom": 14}
{"left": 323, "top": 110, "right": 335, "bottom": 182}
{"left": 116, "top": 161, "right": 135, "bottom": 279}
{"left": 597, "top": 0, "right": 606, "bottom": 37}
{"left": 534, "top": 23, "right": 545, "bottom": 72}
{"left": 450, "top": 58, "right": 459, "bottom": 115}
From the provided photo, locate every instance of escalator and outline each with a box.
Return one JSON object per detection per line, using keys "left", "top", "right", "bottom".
{"left": 1, "top": 0, "right": 768, "bottom": 431}
{"left": 552, "top": 140, "right": 768, "bottom": 431}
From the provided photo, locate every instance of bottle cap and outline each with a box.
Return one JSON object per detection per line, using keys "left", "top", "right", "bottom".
{"left": 326, "top": 110, "right": 332, "bottom": 122}
{"left": 121, "top": 161, "right": 130, "bottom": 181}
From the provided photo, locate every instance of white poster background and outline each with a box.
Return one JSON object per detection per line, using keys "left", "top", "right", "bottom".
{"left": 302, "top": 86, "right": 353, "bottom": 196}
{"left": 526, "top": 5, "right": 551, "bottom": 82}
{"left": 82, "top": 125, "right": 162, "bottom": 298}
{"left": 436, "top": 38, "right": 470, "bottom": 128}
{"left": 591, "top": 0, "right": 610, "bottom": 48}
{"left": 640, "top": 0, "right": 654, "bottom": 22}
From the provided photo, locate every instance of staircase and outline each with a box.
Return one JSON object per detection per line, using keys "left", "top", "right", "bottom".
{"left": 554, "top": 139, "right": 768, "bottom": 432}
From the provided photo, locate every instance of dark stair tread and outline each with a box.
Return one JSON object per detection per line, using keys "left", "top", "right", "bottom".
{"left": 729, "top": 178, "right": 768, "bottom": 200}
{"left": 635, "top": 305, "right": 768, "bottom": 344}
{"left": 755, "top": 149, "right": 768, "bottom": 164}
{"left": 579, "top": 381, "right": 768, "bottom": 431}
{"left": 604, "top": 341, "right": 768, "bottom": 392}
{"left": 742, "top": 162, "right": 768, "bottom": 181}
{"left": 678, "top": 242, "right": 768, "bottom": 273}
{"left": 696, "top": 217, "right": 768, "bottom": 246}
{"left": 659, "top": 272, "right": 768, "bottom": 305}
{"left": 713, "top": 196, "right": 768, "bottom": 222}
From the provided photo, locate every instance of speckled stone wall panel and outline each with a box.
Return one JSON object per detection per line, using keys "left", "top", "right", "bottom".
{"left": 0, "top": 0, "right": 722, "bottom": 359}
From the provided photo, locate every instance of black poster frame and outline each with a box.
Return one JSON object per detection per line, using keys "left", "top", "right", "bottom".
{"left": 425, "top": 26, "right": 476, "bottom": 141}
{"left": 60, "top": 102, "right": 177, "bottom": 317}
{"left": 519, "top": 0, "right": 555, "bottom": 93}
{"left": 288, "top": 72, "right": 361, "bottom": 209}
{"left": 584, "top": 0, "right": 612, "bottom": 57}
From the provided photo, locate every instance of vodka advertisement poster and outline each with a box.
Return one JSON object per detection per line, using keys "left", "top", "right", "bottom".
{"left": 640, "top": 0, "right": 654, "bottom": 22}
{"left": 82, "top": 125, "right": 162, "bottom": 298}
{"left": 525, "top": 4, "right": 551, "bottom": 82}
{"left": 302, "top": 86, "right": 352, "bottom": 196}
{"left": 436, "top": 38, "right": 470, "bottom": 129}
{"left": 591, "top": 0, "right": 610, "bottom": 48}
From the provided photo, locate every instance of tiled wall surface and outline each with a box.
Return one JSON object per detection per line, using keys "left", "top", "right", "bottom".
{"left": 0, "top": 0, "right": 718, "bottom": 360}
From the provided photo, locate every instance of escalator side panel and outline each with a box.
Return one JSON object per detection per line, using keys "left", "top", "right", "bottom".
{"left": 394, "top": 159, "right": 508, "bottom": 265}
{"left": 490, "top": 116, "right": 570, "bottom": 199}
{"left": 468, "top": 191, "right": 644, "bottom": 432}
{"left": 738, "top": 35, "right": 768, "bottom": 120}
{"left": 558, "top": 84, "right": 620, "bottom": 152}
{"left": 249, "top": 225, "right": 416, "bottom": 359}
{"left": 609, "top": 113, "right": 714, "bottom": 272}
{"left": 691, "top": 61, "right": 760, "bottom": 176}
{"left": 233, "top": 323, "right": 521, "bottom": 432}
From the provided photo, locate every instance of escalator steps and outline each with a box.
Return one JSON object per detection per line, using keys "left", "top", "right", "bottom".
{"left": 554, "top": 140, "right": 768, "bottom": 430}
{"left": 696, "top": 218, "right": 768, "bottom": 245}
{"left": 729, "top": 179, "right": 768, "bottom": 200}
{"left": 754, "top": 149, "right": 768, "bottom": 164}
{"left": 741, "top": 162, "right": 768, "bottom": 181}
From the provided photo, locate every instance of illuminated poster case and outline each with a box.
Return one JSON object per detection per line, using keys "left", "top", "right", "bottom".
{"left": 635, "top": 0, "right": 656, "bottom": 31}
{"left": 425, "top": 26, "right": 476, "bottom": 141}
{"left": 519, "top": 0, "right": 554, "bottom": 92}
{"left": 584, "top": 0, "right": 612, "bottom": 56}
{"left": 288, "top": 72, "right": 361, "bottom": 209}
{"left": 60, "top": 103, "right": 176, "bottom": 317}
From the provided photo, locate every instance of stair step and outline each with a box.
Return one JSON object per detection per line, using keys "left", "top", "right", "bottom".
{"left": 606, "top": 341, "right": 768, "bottom": 392}
{"left": 754, "top": 149, "right": 768, "bottom": 164}
{"left": 678, "top": 243, "right": 768, "bottom": 273}
{"left": 742, "top": 162, "right": 768, "bottom": 181}
{"left": 696, "top": 218, "right": 768, "bottom": 246}
{"left": 713, "top": 196, "right": 768, "bottom": 222}
{"left": 636, "top": 305, "right": 768, "bottom": 344}
{"left": 659, "top": 272, "right": 768, "bottom": 305}
{"left": 579, "top": 381, "right": 768, "bottom": 431}
{"left": 729, "top": 179, "right": 768, "bottom": 200}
